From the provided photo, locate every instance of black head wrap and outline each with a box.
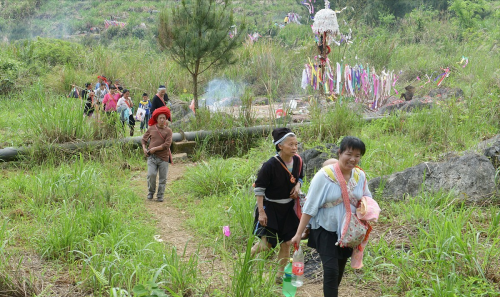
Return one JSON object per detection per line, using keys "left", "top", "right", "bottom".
{"left": 272, "top": 127, "right": 295, "bottom": 152}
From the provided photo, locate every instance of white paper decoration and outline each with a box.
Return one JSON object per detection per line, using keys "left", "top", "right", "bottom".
{"left": 311, "top": 0, "right": 340, "bottom": 45}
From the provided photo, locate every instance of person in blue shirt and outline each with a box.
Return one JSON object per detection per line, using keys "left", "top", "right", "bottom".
{"left": 139, "top": 93, "right": 152, "bottom": 133}
{"left": 291, "top": 136, "right": 372, "bottom": 297}
{"left": 95, "top": 76, "right": 109, "bottom": 91}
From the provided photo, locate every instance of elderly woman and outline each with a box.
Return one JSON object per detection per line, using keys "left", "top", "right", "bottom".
{"left": 150, "top": 85, "right": 171, "bottom": 115}
{"left": 291, "top": 136, "right": 371, "bottom": 297}
{"left": 251, "top": 127, "right": 304, "bottom": 280}
{"left": 141, "top": 106, "right": 173, "bottom": 202}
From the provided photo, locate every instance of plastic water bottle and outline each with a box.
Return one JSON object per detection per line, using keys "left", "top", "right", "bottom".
{"left": 291, "top": 245, "right": 304, "bottom": 287}
{"left": 282, "top": 258, "right": 297, "bottom": 296}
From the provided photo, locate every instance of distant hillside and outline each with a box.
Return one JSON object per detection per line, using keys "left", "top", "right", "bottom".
{"left": 0, "top": 0, "right": 304, "bottom": 41}
{"left": 0, "top": 0, "right": 462, "bottom": 42}
{"left": 1, "top": 0, "right": 498, "bottom": 102}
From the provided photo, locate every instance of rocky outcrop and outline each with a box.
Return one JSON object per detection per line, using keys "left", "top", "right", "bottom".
{"left": 428, "top": 87, "right": 464, "bottom": 99}
{"left": 169, "top": 99, "right": 195, "bottom": 130}
{"left": 377, "top": 87, "right": 464, "bottom": 115}
{"left": 299, "top": 144, "right": 339, "bottom": 179}
{"left": 368, "top": 153, "right": 496, "bottom": 201}
{"left": 483, "top": 138, "right": 500, "bottom": 168}
{"left": 170, "top": 99, "right": 193, "bottom": 120}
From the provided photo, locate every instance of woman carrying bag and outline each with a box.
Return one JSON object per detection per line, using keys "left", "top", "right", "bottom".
{"left": 291, "top": 136, "right": 373, "bottom": 297}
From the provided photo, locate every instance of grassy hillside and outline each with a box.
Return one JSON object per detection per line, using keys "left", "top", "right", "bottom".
{"left": 0, "top": 1, "right": 500, "bottom": 296}
{"left": 0, "top": 1, "right": 498, "bottom": 147}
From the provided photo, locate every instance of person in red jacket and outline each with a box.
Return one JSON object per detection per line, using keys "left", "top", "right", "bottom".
{"left": 141, "top": 106, "right": 172, "bottom": 202}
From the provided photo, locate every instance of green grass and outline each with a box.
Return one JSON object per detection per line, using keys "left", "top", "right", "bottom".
{"left": 0, "top": 150, "right": 207, "bottom": 296}
{"left": 0, "top": 1, "right": 500, "bottom": 296}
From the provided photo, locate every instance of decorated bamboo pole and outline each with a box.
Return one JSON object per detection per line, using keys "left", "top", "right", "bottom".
{"left": 311, "top": 0, "right": 339, "bottom": 97}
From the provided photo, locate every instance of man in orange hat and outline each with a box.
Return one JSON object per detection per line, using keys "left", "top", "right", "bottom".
{"left": 141, "top": 106, "right": 172, "bottom": 202}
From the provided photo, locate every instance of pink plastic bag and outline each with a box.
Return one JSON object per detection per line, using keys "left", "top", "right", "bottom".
{"left": 351, "top": 239, "right": 368, "bottom": 269}
{"left": 356, "top": 196, "right": 381, "bottom": 222}
{"left": 351, "top": 196, "right": 380, "bottom": 269}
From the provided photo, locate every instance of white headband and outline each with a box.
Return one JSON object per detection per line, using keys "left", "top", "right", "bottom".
{"left": 158, "top": 87, "right": 166, "bottom": 91}
{"left": 273, "top": 132, "right": 295, "bottom": 145}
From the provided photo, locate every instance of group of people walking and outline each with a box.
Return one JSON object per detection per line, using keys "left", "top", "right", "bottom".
{"left": 140, "top": 121, "right": 377, "bottom": 295}
{"left": 252, "top": 128, "right": 377, "bottom": 297}
{"left": 69, "top": 76, "right": 171, "bottom": 136}
{"left": 142, "top": 123, "right": 376, "bottom": 295}
{"left": 71, "top": 74, "right": 375, "bottom": 295}
{"left": 69, "top": 77, "right": 175, "bottom": 204}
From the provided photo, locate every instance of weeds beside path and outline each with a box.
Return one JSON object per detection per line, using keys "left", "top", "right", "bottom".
{"left": 130, "top": 162, "right": 233, "bottom": 295}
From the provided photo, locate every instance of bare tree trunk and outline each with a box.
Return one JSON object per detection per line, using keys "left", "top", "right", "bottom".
{"left": 192, "top": 72, "right": 198, "bottom": 110}
{"left": 193, "top": 58, "right": 201, "bottom": 110}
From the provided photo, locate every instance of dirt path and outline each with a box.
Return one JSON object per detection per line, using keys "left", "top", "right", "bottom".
{"left": 132, "top": 162, "right": 382, "bottom": 297}
{"left": 140, "top": 163, "right": 198, "bottom": 255}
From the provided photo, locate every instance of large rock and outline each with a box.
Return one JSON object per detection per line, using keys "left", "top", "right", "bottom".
{"left": 377, "top": 97, "right": 433, "bottom": 115}
{"left": 377, "top": 101, "right": 406, "bottom": 114}
{"left": 170, "top": 100, "right": 194, "bottom": 119}
{"left": 476, "top": 134, "right": 500, "bottom": 152}
{"left": 169, "top": 112, "right": 195, "bottom": 131}
{"left": 482, "top": 137, "right": 500, "bottom": 168}
{"left": 400, "top": 97, "right": 434, "bottom": 112}
{"left": 368, "top": 153, "right": 496, "bottom": 201}
{"left": 299, "top": 144, "right": 339, "bottom": 179}
{"left": 428, "top": 87, "right": 464, "bottom": 99}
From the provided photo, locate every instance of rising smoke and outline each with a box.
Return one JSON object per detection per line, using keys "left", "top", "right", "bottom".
{"left": 200, "top": 79, "right": 246, "bottom": 110}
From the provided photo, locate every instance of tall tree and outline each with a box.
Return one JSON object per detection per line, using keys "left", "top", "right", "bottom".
{"left": 158, "top": 0, "right": 245, "bottom": 109}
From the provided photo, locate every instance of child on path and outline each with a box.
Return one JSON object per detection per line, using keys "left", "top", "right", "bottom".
{"left": 68, "top": 84, "right": 79, "bottom": 98}
{"left": 139, "top": 93, "right": 152, "bottom": 133}
{"left": 141, "top": 106, "right": 173, "bottom": 202}
{"left": 95, "top": 75, "right": 109, "bottom": 91}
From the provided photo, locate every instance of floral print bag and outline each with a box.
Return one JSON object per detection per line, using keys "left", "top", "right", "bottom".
{"left": 327, "top": 164, "right": 369, "bottom": 248}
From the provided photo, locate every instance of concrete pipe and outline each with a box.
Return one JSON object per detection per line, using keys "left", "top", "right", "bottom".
{"left": 0, "top": 116, "right": 384, "bottom": 162}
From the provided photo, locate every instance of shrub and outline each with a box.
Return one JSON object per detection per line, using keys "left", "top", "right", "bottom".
{"left": 0, "top": 56, "right": 23, "bottom": 94}
{"left": 13, "top": 37, "right": 84, "bottom": 67}
{"left": 300, "top": 100, "right": 363, "bottom": 143}
{"left": 448, "top": 0, "right": 490, "bottom": 30}
{"left": 102, "top": 26, "right": 121, "bottom": 39}
{"left": 0, "top": 0, "right": 44, "bottom": 20}
{"left": 276, "top": 23, "right": 314, "bottom": 47}
{"left": 182, "top": 157, "right": 257, "bottom": 197}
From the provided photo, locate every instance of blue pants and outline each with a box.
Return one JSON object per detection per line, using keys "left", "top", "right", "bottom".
{"left": 141, "top": 113, "right": 151, "bottom": 131}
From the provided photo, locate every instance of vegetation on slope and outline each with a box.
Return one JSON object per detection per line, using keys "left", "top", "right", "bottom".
{"left": 0, "top": 0, "right": 500, "bottom": 296}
